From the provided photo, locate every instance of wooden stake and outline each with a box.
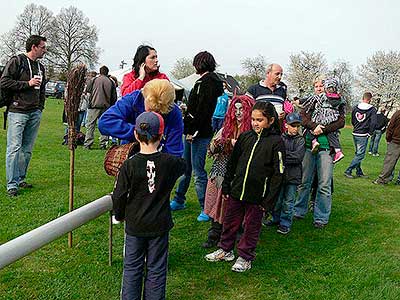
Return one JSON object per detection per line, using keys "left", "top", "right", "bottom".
{"left": 68, "top": 136, "right": 75, "bottom": 248}
{"left": 109, "top": 211, "right": 113, "bottom": 266}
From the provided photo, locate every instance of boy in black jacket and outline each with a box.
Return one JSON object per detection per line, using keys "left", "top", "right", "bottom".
{"left": 112, "top": 111, "right": 185, "bottom": 300}
{"left": 269, "top": 112, "right": 305, "bottom": 234}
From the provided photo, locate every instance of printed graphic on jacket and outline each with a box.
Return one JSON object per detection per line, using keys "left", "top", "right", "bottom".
{"left": 355, "top": 112, "right": 366, "bottom": 123}
{"left": 147, "top": 161, "right": 156, "bottom": 193}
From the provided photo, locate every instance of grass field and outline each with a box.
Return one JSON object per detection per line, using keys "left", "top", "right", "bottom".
{"left": 0, "top": 100, "right": 399, "bottom": 300}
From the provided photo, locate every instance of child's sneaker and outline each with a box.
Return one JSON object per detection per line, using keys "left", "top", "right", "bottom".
{"left": 170, "top": 200, "right": 186, "bottom": 211}
{"left": 231, "top": 256, "right": 252, "bottom": 272}
{"left": 333, "top": 151, "right": 344, "bottom": 164}
{"left": 311, "top": 139, "right": 320, "bottom": 154}
{"left": 205, "top": 248, "right": 235, "bottom": 262}
{"left": 277, "top": 225, "right": 290, "bottom": 235}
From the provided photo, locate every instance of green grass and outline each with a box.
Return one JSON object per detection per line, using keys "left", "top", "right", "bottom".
{"left": 0, "top": 100, "right": 399, "bottom": 300}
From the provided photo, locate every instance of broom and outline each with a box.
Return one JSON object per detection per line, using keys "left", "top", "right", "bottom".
{"left": 65, "top": 64, "right": 87, "bottom": 248}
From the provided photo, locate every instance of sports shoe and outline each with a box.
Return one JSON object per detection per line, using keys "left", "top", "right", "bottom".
{"left": 205, "top": 248, "right": 235, "bottom": 262}
{"left": 372, "top": 153, "right": 380, "bottom": 157}
{"left": 7, "top": 188, "right": 18, "bottom": 197}
{"left": 344, "top": 172, "right": 354, "bottom": 179}
{"left": 356, "top": 173, "right": 368, "bottom": 178}
{"left": 202, "top": 239, "right": 218, "bottom": 249}
{"left": 333, "top": 151, "right": 344, "bottom": 164}
{"left": 368, "top": 151, "right": 372, "bottom": 155}
{"left": 19, "top": 182, "right": 33, "bottom": 188}
{"left": 395, "top": 180, "right": 400, "bottom": 186}
{"left": 277, "top": 225, "right": 290, "bottom": 235}
{"left": 231, "top": 256, "right": 252, "bottom": 272}
{"left": 372, "top": 179, "right": 386, "bottom": 185}
{"left": 313, "top": 222, "right": 327, "bottom": 229}
{"left": 262, "top": 218, "right": 279, "bottom": 227}
{"left": 170, "top": 200, "right": 186, "bottom": 211}
{"left": 311, "top": 139, "right": 320, "bottom": 154}
{"left": 197, "top": 210, "right": 210, "bottom": 222}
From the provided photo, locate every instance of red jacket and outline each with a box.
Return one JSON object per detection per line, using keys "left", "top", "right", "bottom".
{"left": 121, "top": 70, "right": 169, "bottom": 96}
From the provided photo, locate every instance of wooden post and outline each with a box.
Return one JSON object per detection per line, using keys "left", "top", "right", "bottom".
{"left": 109, "top": 211, "right": 113, "bottom": 266}
{"left": 68, "top": 128, "right": 75, "bottom": 248}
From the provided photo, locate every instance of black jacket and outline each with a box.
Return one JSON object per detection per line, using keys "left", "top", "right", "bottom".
{"left": 281, "top": 133, "right": 305, "bottom": 185}
{"left": 375, "top": 113, "right": 389, "bottom": 132}
{"left": 112, "top": 152, "right": 185, "bottom": 237}
{"left": 351, "top": 103, "right": 377, "bottom": 136}
{"left": 222, "top": 128, "right": 285, "bottom": 211}
{"left": 184, "top": 72, "right": 223, "bottom": 138}
{"left": 0, "top": 54, "right": 46, "bottom": 112}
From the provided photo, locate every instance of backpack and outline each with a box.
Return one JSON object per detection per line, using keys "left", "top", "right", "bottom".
{"left": 0, "top": 54, "right": 27, "bottom": 129}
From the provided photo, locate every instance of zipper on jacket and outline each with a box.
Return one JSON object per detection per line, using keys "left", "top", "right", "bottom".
{"left": 240, "top": 130, "right": 262, "bottom": 200}
{"left": 262, "top": 176, "right": 269, "bottom": 198}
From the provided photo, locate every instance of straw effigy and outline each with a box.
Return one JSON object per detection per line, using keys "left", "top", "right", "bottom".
{"left": 65, "top": 64, "right": 87, "bottom": 247}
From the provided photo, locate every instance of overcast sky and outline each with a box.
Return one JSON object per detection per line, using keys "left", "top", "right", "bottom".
{"left": 1, "top": 0, "right": 399, "bottom": 76}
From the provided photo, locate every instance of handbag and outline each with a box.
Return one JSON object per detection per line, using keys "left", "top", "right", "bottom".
{"left": 104, "top": 142, "right": 139, "bottom": 176}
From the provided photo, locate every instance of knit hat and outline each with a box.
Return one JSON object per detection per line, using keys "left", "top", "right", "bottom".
{"left": 135, "top": 111, "right": 164, "bottom": 139}
{"left": 324, "top": 78, "right": 339, "bottom": 92}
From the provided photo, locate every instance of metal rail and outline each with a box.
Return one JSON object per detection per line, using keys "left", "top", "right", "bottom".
{"left": 0, "top": 195, "right": 113, "bottom": 270}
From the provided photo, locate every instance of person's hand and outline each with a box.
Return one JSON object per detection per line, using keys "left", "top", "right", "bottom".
{"left": 29, "top": 77, "right": 41, "bottom": 88}
{"left": 259, "top": 205, "right": 266, "bottom": 212}
{"left": 138, "top": 63, "right": 146, "bottom": 80}
{"left": 186, "top": 134, "right": 193, "bottom": 143}
{"left": 313, "top": 124, "right": 325, "bottom": 135}
{"left": 279, "top": 111, "right": 285, "bottom": 120}
{"left": 231, "top": 139, "right": 237, "bottom": 147}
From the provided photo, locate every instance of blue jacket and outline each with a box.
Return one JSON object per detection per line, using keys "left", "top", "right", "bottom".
{"left": 213, "top": 92, "right": 229, "bottom": 119}
{"left": 98, "top": 90, "right": 184, "bottom": 157}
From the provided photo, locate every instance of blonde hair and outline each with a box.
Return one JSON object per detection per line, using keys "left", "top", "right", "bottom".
{"left": 313, "top": 75, "right": 326, "bottom": 85}
{"left": 142, "top": 79, "right": 175, "bottom": 114}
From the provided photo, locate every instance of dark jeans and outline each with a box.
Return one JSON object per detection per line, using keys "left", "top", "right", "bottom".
{"left": 345, "top": 135, "right": 369, "bottom": 176}
{"left": 219, "top": 196, "right": 264, "bottom": 261}
{"left": 212, "top": 117, "right": 224, "bottom": 133}
{"left": 272, "top": 183, "right": 298, "bottom": 228}
{"left": 172, "top": 137, "right": 211, "bottom": 209}
{"left": 369, "top": 129, "right": 383, "bottom": 154}
{"left": 122, "top": 233, "right": 169, "bottom": 300}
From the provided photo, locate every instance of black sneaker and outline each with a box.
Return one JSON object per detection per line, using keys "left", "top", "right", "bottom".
{"left": 19, "top": 182, "right": 33, "bottom": 188}
{"left": 356, "top": 173, "right": 368, "bottom": 178}
{"left": 344, "top": 172, "right": 354, "bottom": 179}
{"left": 262, "top": 218, "right": 279, "bottom": 227}
{"left": 277, "top": 225, "right": 290, "bottom": 235}
{"left": 7, "top": 188, "right": 18, "bottom": 197}
{"left": 202, "top": 239, "right": 218, "bottom": 249}
{"left": 313, "top": 222, "right": 327, "bottom": 229}
{"left": 395, "top": 180, "right": 400, "bottom": 186}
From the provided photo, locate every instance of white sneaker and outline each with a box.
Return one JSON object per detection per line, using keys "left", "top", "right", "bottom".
{"left": 231, "top": 256, "right": 252, "bottom": 272}
{"left": 205, "top": 248, "right": 235, "bottom": 262}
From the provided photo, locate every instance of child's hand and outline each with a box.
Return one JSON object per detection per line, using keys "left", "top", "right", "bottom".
{"left": 231, "top": 139, "right": 237, "bottom": 146}
{"left": 258, "top": 205, "right": 266, "bottom": 212}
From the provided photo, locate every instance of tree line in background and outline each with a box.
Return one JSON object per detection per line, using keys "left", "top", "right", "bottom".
{"left": 171, "top": 50, "right": 400, "bottom": 113}
{"left": 2, "top": 4, "right": 400, "bottom": 113}
{"left": 0, "top": 3, "right": 99, "bottom": 80}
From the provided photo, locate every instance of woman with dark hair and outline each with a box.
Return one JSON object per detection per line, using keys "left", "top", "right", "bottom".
{"left": 170, "top": 51, "right": 224, "bottom": 222}
{"left": 120, "top": 45, "right": 169, "bottom": 96}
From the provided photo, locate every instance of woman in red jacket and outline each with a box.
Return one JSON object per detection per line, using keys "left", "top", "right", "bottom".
{"left": 121, "top": 45, "right": 169, "bottom": 96}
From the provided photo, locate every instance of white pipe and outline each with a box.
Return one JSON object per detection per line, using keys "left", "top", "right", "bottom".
{"left": 0, "top": 195, "right": 112, "bottom": 269}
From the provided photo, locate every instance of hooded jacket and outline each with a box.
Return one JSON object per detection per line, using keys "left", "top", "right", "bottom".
{"left": 184, "top": 72, "right": 224, "bottom": 138}
{"left": 351, "top": 102, "right": 377, "bottom": 136}
{"left": 98, "top": 90, "right": 184, "bottom": 157}
{"left": 222, "top": 127, "right": 285, "bottom": 211}
{"left": 281, "top": 132, "right": 305, "bottom": 185}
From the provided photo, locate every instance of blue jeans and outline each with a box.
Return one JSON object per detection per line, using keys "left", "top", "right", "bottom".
{"left": 172, "top": 136, "right": 211, "bottom": 209}
{"left": 6, "top": 110, "right": 42, "bottom": 190}
{"left": 369, "top": 130, "right": 383, "bottom": 154}
{"left": 294, "top": 149, "right": 333, "bottom": 224}
{"left": 122, "top": 233, "right": 169, "bottom": 300}
{"left": 272, "top": 183, "right": 298, "bottom": 228}
{"left": 345, "top": 135, "right": 369, "bottom": 176}
{"left": 212, "top": 117, "right": 224, "bottom": 133}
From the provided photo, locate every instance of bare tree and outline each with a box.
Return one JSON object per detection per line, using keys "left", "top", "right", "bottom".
{"left": 0, "top": 4, "right": 54, "bottom": 64}
{"left": 357, "top": 51, "right": 400, "bottom": 112}
{"left": 286, "top": 51, "right": 328, "bottom": 98}
{"left": 49, "top": 6, "right": 99, "bottom": 72}
{"left": 170, "top": 57, "right": 195, "bottom": 79}
{"left": 327, "top": 60, "right": 354, "bottom": 107}
{"left": 236, "top": 55, "right": 267, "bottom": 92}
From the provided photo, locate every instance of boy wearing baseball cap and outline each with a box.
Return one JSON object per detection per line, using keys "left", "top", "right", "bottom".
{"left": 112, "top": 111, "right": 185, "bottom": 300}
{"left": 267, "top": 112, "right": 305, "bottom": 234}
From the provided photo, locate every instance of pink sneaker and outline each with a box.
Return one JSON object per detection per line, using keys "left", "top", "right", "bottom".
{"left": 333, "top": 151, "right": 344, "bottom": 164}
{"left": 311, "top": 139, "right": 320, "bottom": 153}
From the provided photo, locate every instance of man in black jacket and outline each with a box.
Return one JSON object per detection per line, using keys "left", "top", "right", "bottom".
{"left": 344, "top": 92, "right": 377, "bottom": 178}
{"left": 368, "top": 107, "right": 389, "bottom": 156}
{"left": 0, "top": 35, "right": 47, "bottom": 197}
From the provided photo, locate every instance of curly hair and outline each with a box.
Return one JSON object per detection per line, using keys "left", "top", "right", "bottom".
{"left": 142, "top": 79, "right": 175, "bottom": 114}
{"left": 216, "top": 95, "right": 255, "bottom": 154}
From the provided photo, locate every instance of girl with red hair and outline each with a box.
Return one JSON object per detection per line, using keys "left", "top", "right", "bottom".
{"left": 202, "top": 95, "right": 255, "bottom": 248}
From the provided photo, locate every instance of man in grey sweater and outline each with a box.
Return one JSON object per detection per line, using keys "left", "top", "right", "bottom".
{"left": 84, "top": 65, "right": 116, "bottom": 149}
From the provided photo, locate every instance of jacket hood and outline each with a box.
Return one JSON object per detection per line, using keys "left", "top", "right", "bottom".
{"left": 357, "top": 102, "right": 374, "bottom": 111}
{"left": 198, "top": 72, "right": 222, "bottom": 83}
